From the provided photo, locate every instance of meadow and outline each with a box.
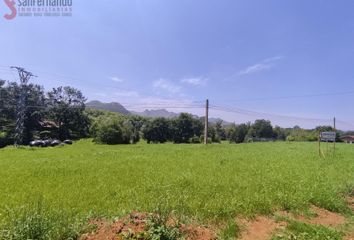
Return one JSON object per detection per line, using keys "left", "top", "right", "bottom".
{"left": 0, "top": 140, "right": 353, "bottom": 239}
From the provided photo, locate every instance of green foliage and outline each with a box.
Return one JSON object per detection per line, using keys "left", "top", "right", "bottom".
{"left": 0, "top": 81, "right": 47, "bottom": 145}
{"left": 219, "top": 221, "right": 240, "bottom": 240}
{"left": 88, "top": 110, "right": 144, "bottom": 144}
{"left": 0, "top": 201, "right": 85, "bottom": 240}
{"left": 0, "top": 81, "right": 90, "bottom": 146}
{"left": 272, "top": 221, "right": 343, "bottom": 240}
{"left": 171, "top": 113, "right": 203, "bottom": 144}
{"left": 286, "top": 135, "right": 296, "bottom": 142}
{"left": 247, "top": 119, "right": 274, "bottom": 139}
{"left": 119, "top": 214, "right": 182, "bottom": 240}
{"left": 0, "top": 132, "right": 9, "bottom": 148}
{"left": 207, "top": 125, "right": 221, "bottom": 143}
{"left": 47, "top": 86, "right": 90, "bottom": 140}
{"left": 189, "top": 135, "right": 201, "bottom": 144}
{"left": 215, "top": 120, "right": 227, "bottom": 141}
{"left": 145, "top": 215, "right": 182, "bottom": 240}
{"left": 142, "top": 117, "right": 172, "bottom": 144}
{"left": 142, "top": 113, "right": 204, "bottom": 144}
{"left": 273, "top": 126, "right": 288, "bottom": 141}
{"left": 128, "top": 115, "right": 146, "bottom": 144}
{"left": 91, "top": 115, "right": 134, "bottom": 144}
{"left": 228, "top": 123, "right": 249, "bottom": 144}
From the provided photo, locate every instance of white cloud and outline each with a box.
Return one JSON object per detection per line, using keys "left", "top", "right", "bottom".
{"left": 109, "top": 76, "right": 124, "bottom": 82}
{"left": 153, "top": 79, "right": 181, "bottom": 94}
{"left": 238, "top": 55, "right": 284, "bottom": 76}
{"left": 238, "top": 63, "right": 273, "bottom": 75}
{"left": 181, "top": 77, "right": 207, "bottom": 86}
{"left": 262, "top": 55, "right": 284, "bottom": 63}
{"left": 114, "top": 90, "right": 139, "bottom": 97}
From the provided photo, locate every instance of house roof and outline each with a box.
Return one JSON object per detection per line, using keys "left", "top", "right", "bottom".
{"left": 39, "top": 120, "right": 59, "bottom": 128}
{"left": 340, "top": 135, "right": 354, "bottom": 140}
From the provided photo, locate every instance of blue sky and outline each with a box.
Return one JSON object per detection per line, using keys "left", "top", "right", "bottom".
{"left": 1, "top": 0, "right": 354, "bottom": 129}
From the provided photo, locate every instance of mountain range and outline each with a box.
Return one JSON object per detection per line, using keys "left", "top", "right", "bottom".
{"left": 86, "top": 100, "right": 231, "bottom": 124}
{"left": 86, "top": 100, "right": 130, "bottom": 115}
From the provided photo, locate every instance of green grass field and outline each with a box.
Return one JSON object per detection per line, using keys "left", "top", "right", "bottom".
{"left": 0, "top": 140, "right": 353, "bottom": 239}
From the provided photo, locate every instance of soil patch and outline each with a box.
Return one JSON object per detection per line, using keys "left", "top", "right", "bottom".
{"left": 344, "top": 233, "right": 354, "bottom": 240}
{"left": 181, "top": 225, "right": 216, "bottom": 240}
{"left": 238, "top": 216, "right": 287, "bottom": 240}
{"left": 81, "top": 212, "right": 216, "bottom": 240}
{"left": 81, "top": 212, "right": 147, "bottom": 240}
{"left": 297, "top": 206, "right": 346, "bottom": 227}
{"left": 276, "top": 205, "right": 346, "bottom": 228}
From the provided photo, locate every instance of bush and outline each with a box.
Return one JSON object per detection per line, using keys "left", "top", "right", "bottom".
{"left": 92, "top": 116, "right": 134, "bottom": 145}
{"left": 0, "top": 131, "right": 9, "bottom": 148}
{"left": 199, "top": 136, "right": 212, "bottom": 144}
{"left": 286, "top": 136, "right": 295, "bottom": 142}
{"left": 228, "top": 124, "right": 249, "bottom": 144}
{"left": 189, "top": 135, "right": 201, "bottom": 144}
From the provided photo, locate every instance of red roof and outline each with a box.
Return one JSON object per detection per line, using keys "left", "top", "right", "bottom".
{"left": 341, "top": 135, "right": 354, "bottom": 140}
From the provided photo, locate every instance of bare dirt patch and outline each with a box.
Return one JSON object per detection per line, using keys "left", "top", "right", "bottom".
{"left": 80, "top": 212, "right": 216, "bottom": 240}
{"left": 181, "top": 225, "right": 216, "bottom": 240}
{"left": 237, "top": 216, "right": 287, "bottom": 240}
{"left": 276, "top": 205, "right": 346, "bottom": 228}
{"left": 80, "top": 212, "right": 147, "bottom": 240}
{"left": 344, "top": 233, "right": 354, "bottom": 240}
{"left": 297, "top": 206, "right": 346, "bottom": 227}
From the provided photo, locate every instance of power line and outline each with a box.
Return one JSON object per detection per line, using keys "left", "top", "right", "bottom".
{"left": 210, "top": 105, "right": 333, "bottom": 122}
{"left": 215, "top": 90, "right": 354, "bottom": 103}
{"left": 0, "top": 104, "right": 204, "bottom": 110}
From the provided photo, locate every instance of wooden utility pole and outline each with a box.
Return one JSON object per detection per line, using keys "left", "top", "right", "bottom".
{"left": 204, "top": 99, "right": 209, "bottom": 145}
{"left": 333, "top": 117, "right": 336, "bottom": 153}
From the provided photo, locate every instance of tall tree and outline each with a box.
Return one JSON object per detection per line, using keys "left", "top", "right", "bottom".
{"left": 47, "top": 86, "right": 89, "bottom": 140}
{"left": 248, "top": 119, "right": 274, "bottom": 139}
{"left": 142, "top": 117, "right": 172, "bottom": 144}
{"left": 0, "top": 81, "right": 46, "bottom": 144}
{"left": 172, "top": 113, "right": 203, "bottom": 143}
{"left": 215, "top": 120, "right": 226, "bottom": 140}
{"left": 228, "top": 123, "right": 249, "bottom": 143}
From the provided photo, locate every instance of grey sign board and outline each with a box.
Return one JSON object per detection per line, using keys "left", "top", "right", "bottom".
{"left": 320, "top": 132, "right": 336, "bottom": 141}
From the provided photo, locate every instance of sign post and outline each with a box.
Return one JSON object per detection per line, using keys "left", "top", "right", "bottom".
{"left": 320, "top": 132, "right": 336, "bottom": 142}
{"left": 333, "top": 117, "right": 336, "bottom": 154}
{"left": 319, "top": 131, "right": 336, "bottom": 157}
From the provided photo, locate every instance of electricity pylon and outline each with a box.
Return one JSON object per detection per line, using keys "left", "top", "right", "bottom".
{"left": 11, "top": 67, "right": 37, "bottom": 146}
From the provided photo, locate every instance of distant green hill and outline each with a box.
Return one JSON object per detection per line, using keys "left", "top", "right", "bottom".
{"left": 86, "top": 100, "right": 232, "bottom": 124}
{"left": 131, "top": 109, "right": 179, "bottom": 118}
{"left": 86, "top": 100, "right": 131, "bottom": 115}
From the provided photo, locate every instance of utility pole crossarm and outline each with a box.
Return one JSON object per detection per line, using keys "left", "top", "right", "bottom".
{"left": 11, "top": 66, "right": 37, "bottom": 85}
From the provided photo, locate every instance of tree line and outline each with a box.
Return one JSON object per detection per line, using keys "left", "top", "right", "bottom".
{"left": 0, "top": 80, "right": 89, "bottom": 147}
{"left": 0, "top": 80, "right": 347, "bottom": 147}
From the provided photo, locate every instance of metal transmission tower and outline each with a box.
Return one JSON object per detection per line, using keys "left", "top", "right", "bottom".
{"left": 11, "top": 67, "right": 37, "bottom": 146}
